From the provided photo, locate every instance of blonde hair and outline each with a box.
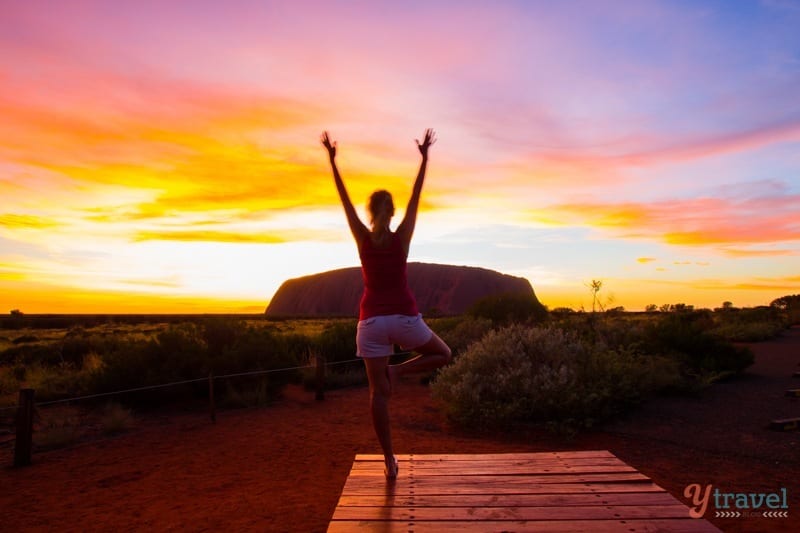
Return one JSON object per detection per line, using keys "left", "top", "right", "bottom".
{"left": 367, "top": 190, "right": 394, "bottom": 229}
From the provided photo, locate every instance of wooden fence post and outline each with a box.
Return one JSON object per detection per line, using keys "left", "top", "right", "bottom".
{"left": 208, "top": 373, "right": 216, "bottom": 424}
{"left": 14, "top": 388, "right": 34, "bottom": 467}
{"left": 315, "top": 355, "right": 326, "bottom": 401}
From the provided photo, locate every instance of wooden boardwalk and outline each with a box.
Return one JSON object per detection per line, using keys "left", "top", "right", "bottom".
{"left": 328, "top": 451, "right": 721, "bottom": 532}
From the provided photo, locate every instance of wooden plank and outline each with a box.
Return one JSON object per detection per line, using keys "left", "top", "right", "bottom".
{"left": 342, "top": 473, "right": 653, "bottom": 493}
{"left": 339, "top": 481, "right": 665, "bottom": 497}
{"left": 355, "top": 454, "right": 624, "bottom": 464}
{"left": 335, "top": 491, "right": 681, "bottom": 508}
{"left": 329, "top": 519, "right": 721, "bottom": 532}
{"left": 350, "top": 465, "right": 639, "bottom": 476}
{"left": 351, "top": 457, "right": 633, "bottom": 471}
{"left": 356, "top": 451, "right": 616, "bottom": 461}
{"left": 329, "top": 452, "right": 721, "bottom": 532}
{"left": 332, "top": 503, "right": 693, "bottom": 521}
{"left": 353, "top": 457, "right": 625, "bottom": 468}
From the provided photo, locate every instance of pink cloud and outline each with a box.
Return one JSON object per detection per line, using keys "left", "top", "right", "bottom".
{"left": 507, "top": 120, "right": 800, "bottom": 187}
{"left": 538, "top": 194, "right": 800, "bottom": 248}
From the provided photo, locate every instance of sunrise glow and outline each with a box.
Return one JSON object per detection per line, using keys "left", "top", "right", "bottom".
{"left": 1, "top": 1, "right": 799, "bottom": 313}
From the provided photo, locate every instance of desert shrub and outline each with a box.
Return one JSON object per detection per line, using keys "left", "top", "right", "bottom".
{"left": 211, "top": 325, "right": 302, "bottom": 401}
{"left": 60, "top": 331, "right": 124, "bottom": 368}
{"left": 201, "top": 317, "right": 239, "bottom": 356}
{"left": 711, "top": 321, "right": 786, "bottom": 343}
{"left": 23, "top": 363, "right": 83, "bottom": 402}
{"left": 87, "top": 324, "right": 208, "bottom": 403}
{"left": 561, "top": 313, "right": 646, "bottom": 349}
{"left": 311, "top": 321, "right": 358, "bottom": 363}
{"left": 431, "top": 325, "right": 679, "bottom": 431}
{"left": 771, "top": 294, "right": 800, "bottom": 324}
{"left": 710, "top": 306, "right": 787, "bottom": 342}
{"left": 0, "top": 343, "right": 63, "bottom": 366}
{"left": 214, "top": 326, "right": 297, "bottom": 373}
{"left": 283, "top": 331, "right": 314, "bottom": 361}
{"left": 643, "top": 312, "right": 753, "bottom": 375}
{"left": 0, "top": 367, "right": 17, "bottom": 396}
{"left": 468, "top": 293, "right": 548, "bottom": 326}
{"left": 433, "top": 316, "right": 494, "bottom": 357}
{"left": 60, "top": 334, "right": 93, "bottom": 367}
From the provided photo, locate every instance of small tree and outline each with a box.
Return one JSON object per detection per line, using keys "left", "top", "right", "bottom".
{"left": 771, "top": 294, "right": 800, "bottom": 325}
{"left": 588, "top": 280, "right": 603, "bottom": 313}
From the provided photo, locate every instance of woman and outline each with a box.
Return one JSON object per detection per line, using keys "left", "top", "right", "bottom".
{"left": 322, "top": 129, "right": 452, "bottom": 480}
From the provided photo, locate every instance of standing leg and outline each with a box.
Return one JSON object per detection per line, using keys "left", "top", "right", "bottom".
{"left": 363, "top": 356, "right": 398, "bottom": 478}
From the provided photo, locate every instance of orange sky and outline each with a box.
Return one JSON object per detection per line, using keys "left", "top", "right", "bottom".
{"left": 1, "top": 1, "right": 799, "bottom": 313}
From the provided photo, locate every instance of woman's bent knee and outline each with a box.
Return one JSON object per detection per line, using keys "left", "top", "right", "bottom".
{"left": 416, "top": 333, "right": 452, "bottom": 364}
{"left": 443, "top": 345, "right": 453, "bottom": 364}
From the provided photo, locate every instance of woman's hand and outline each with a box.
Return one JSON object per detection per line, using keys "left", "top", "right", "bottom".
{"left": 321, "top": 131, "right": 337, "bottom": 159}
{"left": 416, "top": 128, "right": 436, "bottom": 158}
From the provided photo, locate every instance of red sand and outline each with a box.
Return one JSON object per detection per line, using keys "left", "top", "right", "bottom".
{"left": 2, "top": 328, "right": 799, "bottom": 532}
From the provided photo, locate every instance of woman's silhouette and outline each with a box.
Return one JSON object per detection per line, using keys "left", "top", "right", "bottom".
{"left": 322, "top": 129, "right": 452, "bottom": 479}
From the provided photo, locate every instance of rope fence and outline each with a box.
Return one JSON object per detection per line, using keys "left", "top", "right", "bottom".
{"left": 1, "top": 356, "right": 365, "bottom": 466}
{"left": 0, "top": 357, "right": 362, "bottom": 412}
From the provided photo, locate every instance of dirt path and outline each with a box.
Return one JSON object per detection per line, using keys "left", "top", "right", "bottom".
{"left": 603, "top": 326, "right": 800, "bottom": 462}
{"left": 1, "top": 328, "right": 798, "bottom": 532}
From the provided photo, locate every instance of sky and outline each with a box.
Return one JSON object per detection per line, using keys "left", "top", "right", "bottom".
{"left": 1, "top": 0, "right": 799, "bottom": 314}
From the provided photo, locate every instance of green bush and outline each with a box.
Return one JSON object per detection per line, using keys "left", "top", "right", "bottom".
{"left": 212, "top": 325, "right": 302, "bottom": 401}
{"left": 431, "top": 325, "right": 679, "bottom": 431}
{"left": 643, "top": 312, "right": 754, "bottom": 375}
{"left": 87, "top": 324, "right": 209, "bottom": 404}
{"left": 311, "top": 321, "right": 358, "bottom": 363}
{"left": 0, "top": 367, "right": 18, "bottom": 397}
{"left": 23, "top": 363, "right": 84, "bottom": 402}
{"left": 432, "top": 316, "right": 494, "bottom": 357}
{"left": 711, "top": 321, "right": 786, "bottom": 343}
{"left": 305, "top": 321, "right": 361, "bottom": 381}
{"left": 771, "top": 294, "right": 800, "bottom": 324}
{"left": 61, "top": 331, "right": 125, "bottom": 368}
{"left": 201, "top": 317, "right": 239, "bottom": 356}
{"left": 0, "top": 343, "right": 63, "bottom": 366}
{"left": 215, "top": 326, "right": 298, "bottom": 372}
{"left": 468, "top": 293, "right": 548, "bottom": 326}
{"left": 710, "top": 306, "right": 787, "bottom": 342}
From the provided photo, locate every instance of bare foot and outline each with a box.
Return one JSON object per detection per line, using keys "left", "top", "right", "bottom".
{"left": 384, "top": 455, "right": 399, "bottom": 480}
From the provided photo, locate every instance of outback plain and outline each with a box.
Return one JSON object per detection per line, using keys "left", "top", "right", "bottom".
{"left": 1, "top": 304, "right": 798, "bottom": 532}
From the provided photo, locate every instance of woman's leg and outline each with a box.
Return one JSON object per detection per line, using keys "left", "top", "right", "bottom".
{"left": 394, "top": 332, "right": 452, "bottom": 378}
{"left": 362, "top": 356, "right": 396, "bottom": 474}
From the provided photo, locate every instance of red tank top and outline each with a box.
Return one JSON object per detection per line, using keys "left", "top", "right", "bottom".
{"left": 358, "top": 232, "right": 418, "bottom": 320}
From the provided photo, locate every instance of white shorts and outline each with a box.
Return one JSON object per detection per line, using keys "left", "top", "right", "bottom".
{"left": 356, "top": 313, "right": 434, "bottom": 358}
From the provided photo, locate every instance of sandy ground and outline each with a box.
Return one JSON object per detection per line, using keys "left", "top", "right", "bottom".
{"left": 1, "top": 328, "right": 798, "bottom": 532}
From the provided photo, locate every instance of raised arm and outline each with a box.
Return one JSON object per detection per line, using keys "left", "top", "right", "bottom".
{"left": 396, "top": 128, "right": 436, "bottom": 252}
{"left": 322, "top": 131, "right": 369, "bottom": 244}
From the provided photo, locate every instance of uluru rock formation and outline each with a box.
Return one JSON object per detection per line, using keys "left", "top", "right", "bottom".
{"left": 265, "top": 262, "right": 539, "bottom": 317}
